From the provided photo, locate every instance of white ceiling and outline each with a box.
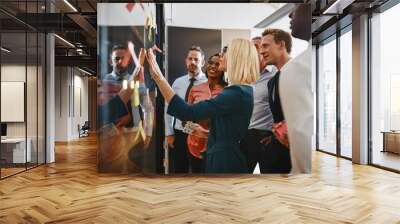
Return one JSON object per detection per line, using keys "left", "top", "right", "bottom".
{"left": 164, "top": 3, "right": 283, "bottom": 30}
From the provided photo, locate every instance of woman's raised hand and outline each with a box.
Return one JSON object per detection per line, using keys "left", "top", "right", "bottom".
{"left": 146, "top": 48, "right": 164, "bottom": 81}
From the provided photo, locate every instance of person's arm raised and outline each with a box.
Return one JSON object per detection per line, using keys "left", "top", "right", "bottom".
{"left": 146, "top": 49, "right": 175, "bottom": 103}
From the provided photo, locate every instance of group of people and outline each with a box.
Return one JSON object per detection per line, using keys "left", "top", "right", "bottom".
{"left": 150, "top": 4, "right": 313, "bottom": 174}
{"left": 97, "top": 4, "right": 313, "bottom": 174}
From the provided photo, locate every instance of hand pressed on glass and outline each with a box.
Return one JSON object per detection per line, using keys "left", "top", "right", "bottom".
{"left": 146, "top": 48, "right": 163, "bottom": 81}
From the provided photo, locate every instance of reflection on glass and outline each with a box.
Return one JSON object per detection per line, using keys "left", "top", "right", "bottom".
{"left": 1, "top": 31, "right": 27, "bottom": 177}
{"left": 318, "top": 37, "right": 337, "bottom": 154}
{"left": 97, "top": 3, "right": 157, "bottom": 173}
{"left": 340, "top": 29, "right": 352, "bottom": 158}
{"left": 0, "top": 1, "right": 46, "bottom": 179}
{"left": 371, "top": 3, "right": 400, "bottom": 171}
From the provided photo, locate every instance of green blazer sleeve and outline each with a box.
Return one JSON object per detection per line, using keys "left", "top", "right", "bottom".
{"left": 167, "top": 85, "right": 243, "bottom": 122}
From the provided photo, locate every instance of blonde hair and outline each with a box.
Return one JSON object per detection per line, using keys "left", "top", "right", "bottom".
{"left": 226, "top": 38, "right": 260, "bottom": 85}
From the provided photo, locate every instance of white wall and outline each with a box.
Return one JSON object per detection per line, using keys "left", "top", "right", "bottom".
{"left": 164, "top": 3, "right": 308, "bottom": 57}
{"left": 1, "top": 65, "right": 42, "bottom": 137}
{"left": 54, "top": 67, "right": 89, "bottom": 141}
{"left": 164, "top": 3, "right": 279, "bottom": 29}
{"left": 222, "top": 29, "right": 251, "bottom": 48}
{"left": 1, "top": 64, "right": 46, "bottom": 164}
{"left": 98, "top": 3, "right": 155, "bottom": 26}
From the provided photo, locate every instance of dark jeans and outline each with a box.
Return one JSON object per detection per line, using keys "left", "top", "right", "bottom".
{"left": 169, "top": 129, "right": 204, "bottom": 174}
{"left": 240, "top": 129, "right": 291, "bottom": 173}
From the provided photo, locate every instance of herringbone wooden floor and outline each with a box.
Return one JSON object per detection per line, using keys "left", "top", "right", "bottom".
{"left": 1, "top": 136, "right": 400, "bottom": 224}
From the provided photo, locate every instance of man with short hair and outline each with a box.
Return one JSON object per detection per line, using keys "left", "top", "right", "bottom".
{"left": 103, "top": 44, "right": 132, "bottom": 81}
{"left": 102, "top": 43, "right": 144, "bottom": 128}
{"left": 97, "top": 43, "right": 151, "bottom": 173}
{"left": 240, "top": 36, "right": 277, "bottom": 174}
{"left": 251, "top": 36, "right": 262, "bottom": 51}
{"left": 165, "top": 46, "right": 208, "bottom": 173}
{"left": 259, "top": 28, "right": 292, "bottom": 173}
{"left": 251, "top": 36, "right": 267, "bottom": 72}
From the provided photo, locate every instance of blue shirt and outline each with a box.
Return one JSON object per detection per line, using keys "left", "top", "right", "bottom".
{"left": 248, "top": 66, "right": 277, "bottom": 131}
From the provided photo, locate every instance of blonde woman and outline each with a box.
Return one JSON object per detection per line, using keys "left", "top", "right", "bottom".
{"left": 147, "top": 39, "right": 259, "bottom": 173}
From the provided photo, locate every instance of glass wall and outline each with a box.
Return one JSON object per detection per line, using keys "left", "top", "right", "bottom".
{"left": 370, "top": 2, "right": 400, "bottom": 171}
{"left": 0, "top": 1, "right": 46, "bottom": 179}
{"left": 340, "top": 28, "right": 352, "bottom": 158}
{"left": 318, "top": 36, "right": 337, "bottom": 154}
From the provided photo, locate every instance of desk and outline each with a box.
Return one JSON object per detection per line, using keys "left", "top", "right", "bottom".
{"left": 1, "top": 138, "right": 31, "bottom": 164}
{"left": 381, "top": 131, "right": 400, "bottom": 154}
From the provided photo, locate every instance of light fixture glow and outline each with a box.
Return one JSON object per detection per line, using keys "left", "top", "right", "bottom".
{"left": 77, "top": 67, "right": 93, "bottom": 76}
{"left": 323, "top": 0, "right": 355, "bottom": 15}
{"left": 1, "top": 47, "right": 11, "bottom": 53}
{"left": 54, "top": 34, "right": 75, "bottom": 48}
{"left": 63, "top": 0, "right": 78, "bottom": 12}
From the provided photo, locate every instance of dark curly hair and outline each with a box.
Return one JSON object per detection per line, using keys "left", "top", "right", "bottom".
{"left": 206, "top": 53, "right": 227, "bottom": 86}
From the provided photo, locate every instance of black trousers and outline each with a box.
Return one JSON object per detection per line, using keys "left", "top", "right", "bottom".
{"left": 262, "top": 137, "right": 291, "bottom": 173}
{"left": 240, "top": 129, "right": 291, "bottom": 173}
{"left": 169, "top": 129, "right": 204, "bottom": 174}
{"left": 189, "top": 153, "right": 204, "bottom": 173}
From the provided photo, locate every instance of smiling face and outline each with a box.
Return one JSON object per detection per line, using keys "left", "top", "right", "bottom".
{"left": 260, "top": 34, "right": 282, "bottom": 67}
{"left": 207, "top": 55, "right": 223, "bottom": 79}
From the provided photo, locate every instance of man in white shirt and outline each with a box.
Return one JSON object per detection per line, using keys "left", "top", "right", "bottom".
{"left": 279, "top": 4, "right": 313, "bottom": 173}
{"left": 165, "top": 46, "right": 208, "bottom": 173}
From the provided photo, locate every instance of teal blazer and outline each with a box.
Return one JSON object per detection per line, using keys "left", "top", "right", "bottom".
{"left": 167, "top": 85, "right": 253, "bottom": 173}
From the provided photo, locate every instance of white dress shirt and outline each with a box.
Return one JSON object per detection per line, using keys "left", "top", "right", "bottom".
{"left": 165, "top": 72, "right": 208, "bottom": 136}
{"left": 280, "top": 44, "right": 313, "bottom": 174}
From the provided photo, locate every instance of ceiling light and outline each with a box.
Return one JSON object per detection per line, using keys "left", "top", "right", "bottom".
{"left": 54, "top": 34, "right": 75, "bottom": 48}
{"left": 78, "top": 67, "right": 93, "bottom": 76}
{"left": 323, "top": 0, "right": 355, "bottom": 15}
{"left": 63, "top": 0, "right": 78, "bottom": 12}
{"left": 1, "top": 47, "right": 11, "bottom": 53}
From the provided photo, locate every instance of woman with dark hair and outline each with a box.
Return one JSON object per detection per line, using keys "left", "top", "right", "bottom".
{"left": 185, "top": 53, "right": 227, "bottom": 173}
